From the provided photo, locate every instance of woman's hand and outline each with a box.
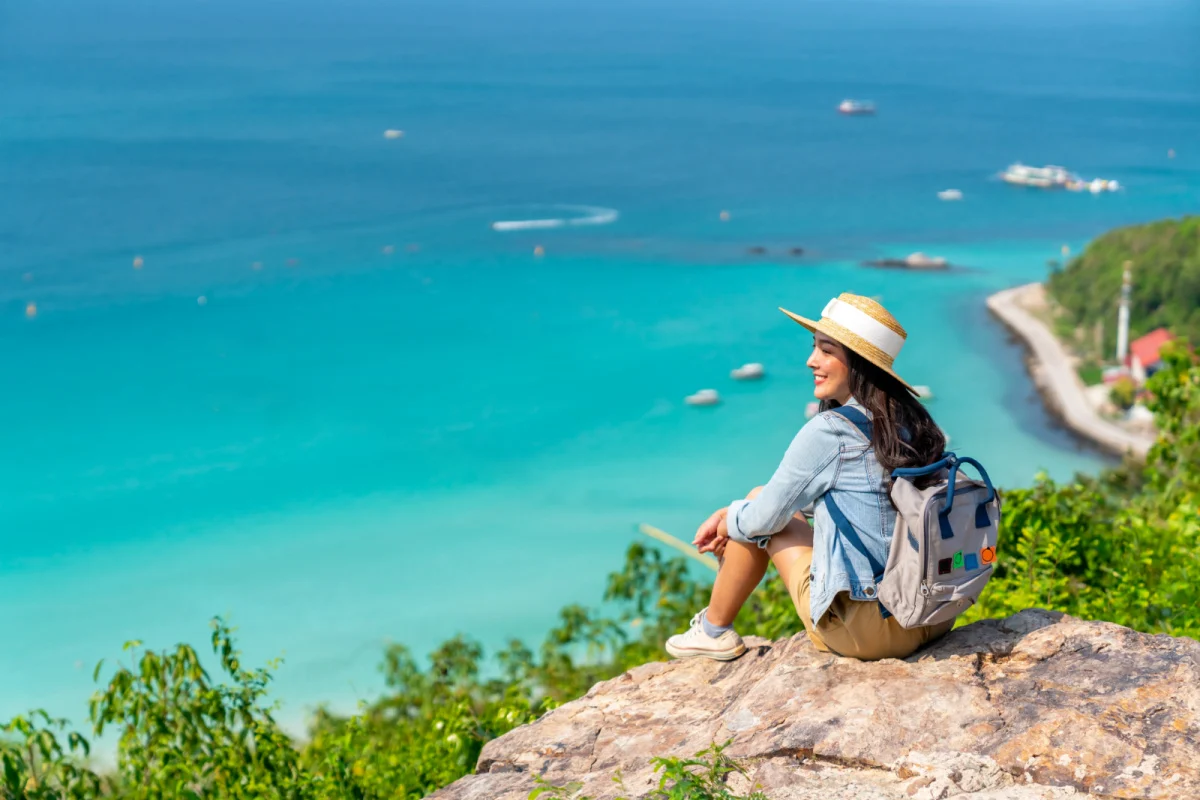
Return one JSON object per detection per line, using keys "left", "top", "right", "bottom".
{"left": 694, "top": 507, "right": 730, "bottom": 555}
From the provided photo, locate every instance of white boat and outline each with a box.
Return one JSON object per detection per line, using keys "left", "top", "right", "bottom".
{"left": 383, "top": 129, "right": 404, "bottom": 140}
{"left": 1001, "top": 163, "right": 1077, "bottom": 188}
{"left": 904, "top": 252, "right": 947, "bottom": 269}
{"left": 685, "top": 389, "right": 721, "bottom": 407}
{"left": 838, "top": 99, "right": 876, "bottom": 115}
{"left": 913, "top": 385, "right": 934, "bottom": 400}
{"left": 730, "top": 362, "right": 765, "bottom": 381}
{"left": 937, "top": 189, "right": 963, "bottom": 201}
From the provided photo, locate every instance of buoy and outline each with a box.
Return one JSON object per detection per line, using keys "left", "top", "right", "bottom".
{"left": 383, "top": 129, "right": 404, "bottom": 140}
{"left": 25, "top": 302, "right": 37, "bottom": 319}
{"left": 533, "top": 245, "right": 545, "bottom": 257}
{"left": 132, "top": 255, "right": 144, "bottom": 269}
{"left": 685, "top": 389, "right": 720, "bottom": 406}
{"left": 382, "top": 244, "right": 395, "bottom": 255}
{"left": 731, "top": 363, "right": 765, "bottom": 381}
{"left": 719, "top": 210, "right": 730, "bottom": 222}
{"left": 197, "top": 295, "right": 208, "bottom": 306}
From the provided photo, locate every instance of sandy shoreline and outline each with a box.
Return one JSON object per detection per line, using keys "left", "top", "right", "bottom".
{"left": 986, "top": 283, "right": 1154, "bottom": 459}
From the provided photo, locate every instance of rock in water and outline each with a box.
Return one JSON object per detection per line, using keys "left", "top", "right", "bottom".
{"left": 432, "top": 611, "right": 1200, "bottom": 799}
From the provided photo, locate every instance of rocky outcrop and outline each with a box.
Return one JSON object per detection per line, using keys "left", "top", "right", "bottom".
{"left": 432, "top": 611, "right": 1199, "bottom": 799}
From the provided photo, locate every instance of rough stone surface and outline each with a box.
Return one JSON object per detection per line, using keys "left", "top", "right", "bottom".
{"left": 430, "top": 611, "right": 1200, "bottom": 799}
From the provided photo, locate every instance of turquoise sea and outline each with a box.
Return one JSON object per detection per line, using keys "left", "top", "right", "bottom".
{"left": 3, "top": 0, "right": 1199, "bottom": 730}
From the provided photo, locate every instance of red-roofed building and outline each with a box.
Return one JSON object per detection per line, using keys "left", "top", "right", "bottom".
{"left": 1128, "top": 328, "right": 1173, "bottom": 383}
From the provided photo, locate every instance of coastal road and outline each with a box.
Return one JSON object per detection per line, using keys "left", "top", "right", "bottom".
{"left": 988, "top": 283, "right": 1154, "bottom": 459}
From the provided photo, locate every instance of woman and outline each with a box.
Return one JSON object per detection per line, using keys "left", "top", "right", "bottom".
{"left": 665, "top": 293, "right": 953, "bottom": 661}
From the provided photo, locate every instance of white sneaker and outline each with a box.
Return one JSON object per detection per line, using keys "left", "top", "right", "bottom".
{"left": 665, "top": 608, "right": 747, "bottom": 661}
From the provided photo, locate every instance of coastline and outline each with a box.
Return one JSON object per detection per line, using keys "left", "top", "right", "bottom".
{"left": 986, "top": 283, "right": 1154, "bottom": 459}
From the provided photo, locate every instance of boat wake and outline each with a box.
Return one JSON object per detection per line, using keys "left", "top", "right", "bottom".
{"left": 491, "top": 206, "right": 619, "bottom": 232}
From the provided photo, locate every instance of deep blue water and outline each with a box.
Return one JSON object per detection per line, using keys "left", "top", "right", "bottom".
{"left": 2, "top": 0, "right": 1198, "bottom": 728}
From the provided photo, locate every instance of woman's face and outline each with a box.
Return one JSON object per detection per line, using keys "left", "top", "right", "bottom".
{"left": 807, "top": 332, "right": 853, "bottom": 404}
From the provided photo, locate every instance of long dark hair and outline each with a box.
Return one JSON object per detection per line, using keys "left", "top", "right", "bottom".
{"left": 820, "top": 348, "right": 946, "bottom": 485}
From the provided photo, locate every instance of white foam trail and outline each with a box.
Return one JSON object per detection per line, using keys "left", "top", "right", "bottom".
{"left": 491, "top": 206, "right": 618, "bottom": 232}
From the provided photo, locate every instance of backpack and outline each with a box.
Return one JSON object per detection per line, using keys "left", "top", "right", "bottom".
{"left": 826, "top": 406, "right": 1000, "bottom": 629}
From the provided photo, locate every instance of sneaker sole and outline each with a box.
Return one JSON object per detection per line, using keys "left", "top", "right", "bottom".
{"left": 665, "top": 641, "right": 747, "bottom": 661}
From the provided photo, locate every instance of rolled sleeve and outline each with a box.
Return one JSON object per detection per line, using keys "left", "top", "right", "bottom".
{"left": 726, "top": 416, "right": 842, "bottom": 545}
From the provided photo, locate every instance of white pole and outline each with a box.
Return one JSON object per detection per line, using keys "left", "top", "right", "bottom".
{"left": 1116, "top": 260, "right": 1132, "bottom": 364}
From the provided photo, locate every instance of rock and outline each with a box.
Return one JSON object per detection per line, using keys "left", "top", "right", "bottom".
{"left": 431, "top": 611, "right": 1200, "bottom": 800}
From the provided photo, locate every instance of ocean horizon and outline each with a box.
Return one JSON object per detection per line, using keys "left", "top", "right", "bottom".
{"left": 2, "top": 0, "right": 1198, "bottom": 732}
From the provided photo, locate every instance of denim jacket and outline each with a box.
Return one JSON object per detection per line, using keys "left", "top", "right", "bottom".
{"left": 725, "top": 399, "right": 893, "bottom": 625}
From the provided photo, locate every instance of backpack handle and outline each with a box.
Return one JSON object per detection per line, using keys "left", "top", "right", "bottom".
{"left": 941, "top": 456, "right": 997, "bottom": 538}
{"left": 893, "top": 454, "right": 997, "bottom": 540}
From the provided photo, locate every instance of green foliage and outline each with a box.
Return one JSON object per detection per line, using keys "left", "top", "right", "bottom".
{"left": 4, "top": 336, "right": 1200, "bottom": 800}
{"left": 1109, "top": 376, "right": 1137, "bottom": 410}
{"left": 1076, "top": 361, "right": 1103, "bottom": 387}
{"left": 528, "top": 743, "right": 766, "bottom": 800}
{"left": 1047, "top": 215, "right": 1200, "bottom": 354}
{"left": 1, "top": 712, "right": 105, "bottom": 799}
{"left": 962, "top": 339, "right": 1200, "bottom": 639}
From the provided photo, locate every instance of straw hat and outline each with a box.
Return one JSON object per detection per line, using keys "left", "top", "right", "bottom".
{"left": 780, "top": 293, "right": 916, "bottom": 394}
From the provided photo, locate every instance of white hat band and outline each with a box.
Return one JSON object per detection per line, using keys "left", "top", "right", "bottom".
{"left": 821, "top": 298, "right": 906, "bottom": 360}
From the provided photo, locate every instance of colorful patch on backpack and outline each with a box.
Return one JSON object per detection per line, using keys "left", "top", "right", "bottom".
{"left": 981, "top": 546, "right": 997, "bottom": 564}
{"left": 952, "top": 551, "right": 964, "bottom": 570}
{"left": 937, "top": 557, "right": 953, "bottom": 575}
{"left": 964, "top": 552, "right": 979, "bottom": 571}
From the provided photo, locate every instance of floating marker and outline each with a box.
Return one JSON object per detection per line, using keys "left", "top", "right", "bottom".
{"left": 719, "top": 210, "right": 731, "bottom": 222}
{"left": 533, "top": 245, "right": 545, "bottom": 257}
{"left": 132, "top": 255, "right": 144, "bottom": 269}
{"left": 25, "top": 302, "right": 37, "bottom": 319}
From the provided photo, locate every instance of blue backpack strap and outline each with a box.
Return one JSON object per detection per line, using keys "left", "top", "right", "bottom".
{"left": 824, "top": 406, "right": 891, "bottom": 618}
{"left": 825, "top": 493, "right": 892, "bottom": 620}
{"left": 823, "top": 493, "right": 886, "bottom": 579}
{"left": 827, "top": 405, "right": 871, "bottom": 442}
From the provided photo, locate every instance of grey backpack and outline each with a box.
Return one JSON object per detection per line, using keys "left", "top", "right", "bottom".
{"left": 828, "top": 407, "right": 1000, "bottom": 629}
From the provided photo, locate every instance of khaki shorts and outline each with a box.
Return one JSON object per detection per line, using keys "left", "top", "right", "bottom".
{"left": 788, "top": 546, "right": 953, "bottom": 661}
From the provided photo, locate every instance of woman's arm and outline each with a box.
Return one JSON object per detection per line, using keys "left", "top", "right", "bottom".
{"left": 724, "top": 416, "right": 842, "bottom": 544}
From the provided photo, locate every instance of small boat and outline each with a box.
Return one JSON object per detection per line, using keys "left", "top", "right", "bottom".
{"left": 805, "top": 401, "right": 819, "bottom": 420}
{"left": 864, "top": 252, "right": 949, "bottom": 270}
{"left": 937, "top": 189, "right": 963, "bottom": 201}
{"left": 383, "top": 129, "right": 405, "bottom": 140}
{"left": 685, "top": 389, "right": 721, "bottom": 407}
{"left": 838, "top": 99, "right": 876, "bottom": 115}
{"left": 1001, "top": 163, "right": 1078, "bottom": 189}
{"left": 731, "top": 363, "right": 765, "bottom": 381}
{"left": 913, "top": 385, "right": 934, "bottom": 400}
